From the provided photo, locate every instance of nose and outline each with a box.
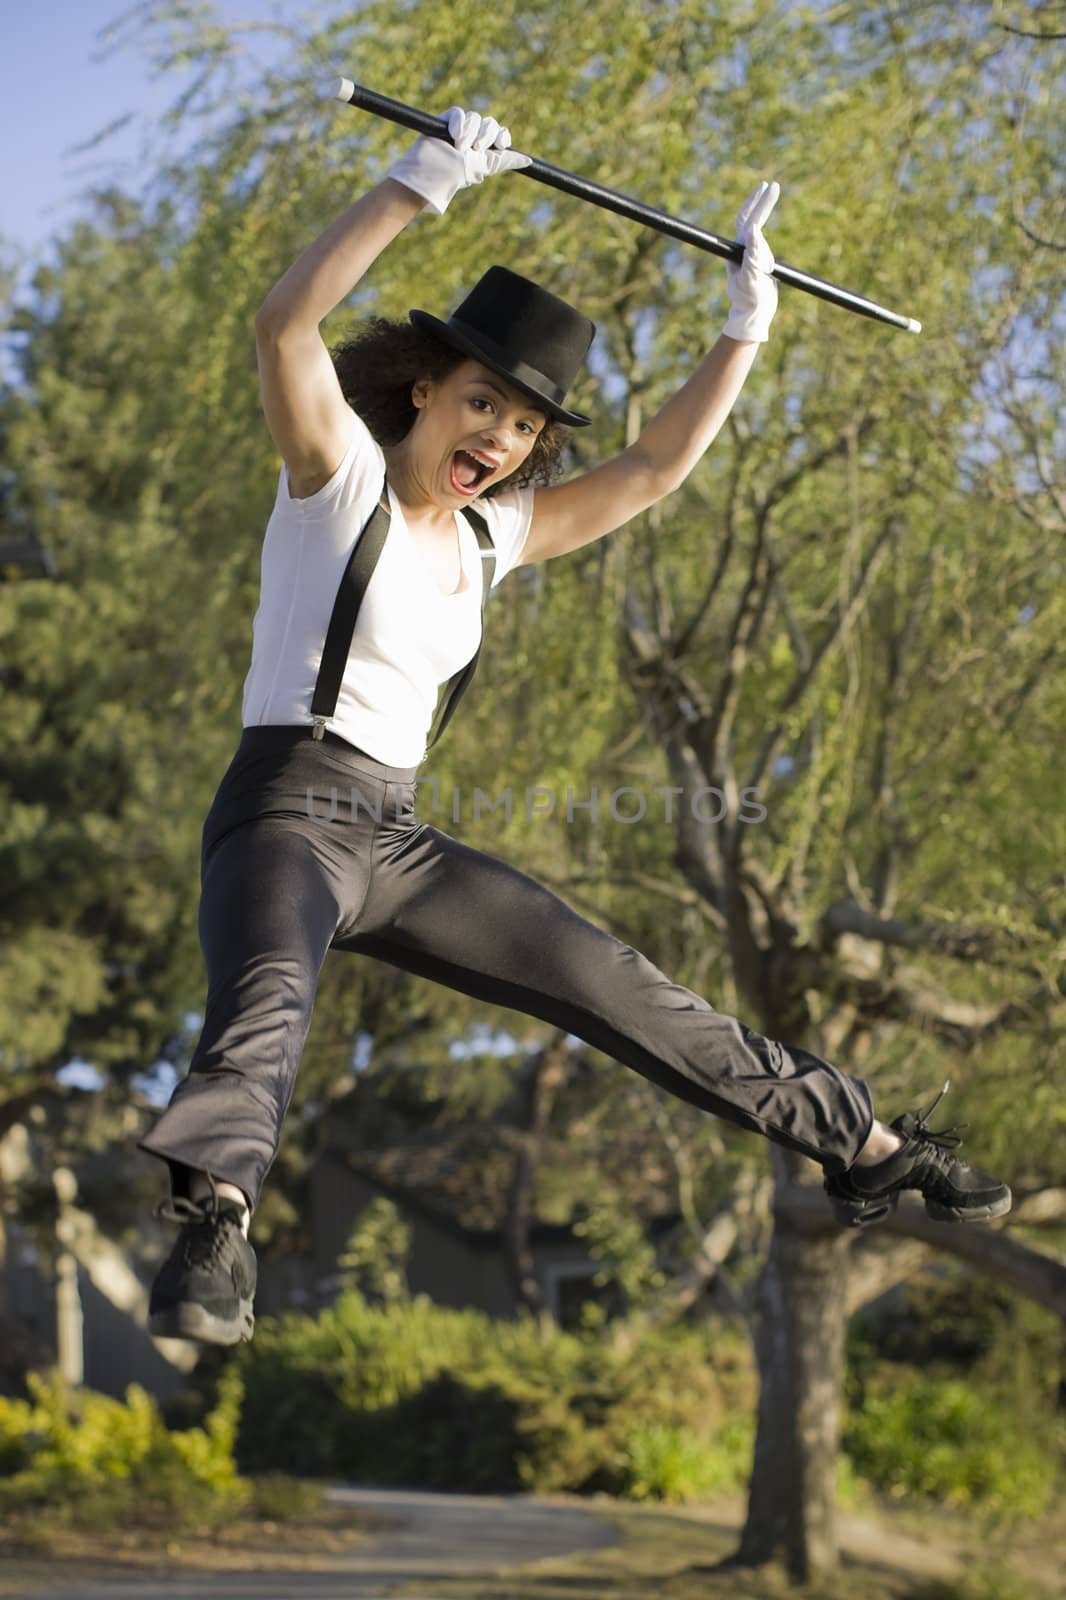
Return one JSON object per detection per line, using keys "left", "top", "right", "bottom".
{"left": 476, "top": 416, "right": 512, "bottom": 448}
{"left": 479, "top": 422, "right": 512, "bottom": 455}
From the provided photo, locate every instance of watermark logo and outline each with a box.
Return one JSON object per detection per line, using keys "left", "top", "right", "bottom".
{"left": 305, "top": 781, "right": 767, "bottom": 826}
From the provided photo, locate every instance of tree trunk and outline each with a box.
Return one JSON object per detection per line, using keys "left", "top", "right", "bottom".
{"left": 502, "top": 1032, "right": 569, "bottom": 1314}
{"left": 735, "top": 1148, "right": 850, "bottom": 1583}
{"left": 53, "top": 1167, "right": 85, "bottom": 1387}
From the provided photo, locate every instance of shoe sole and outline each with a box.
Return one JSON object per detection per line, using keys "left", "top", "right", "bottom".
{"left": 926, "top": 1189, "right": 1013, "bottom": 1223}
{"left": 829, "top": 1192, "right": 899, "bottom": 1228}
{"left": 149, "top": 1299, "right": 255, "bottom": 1346}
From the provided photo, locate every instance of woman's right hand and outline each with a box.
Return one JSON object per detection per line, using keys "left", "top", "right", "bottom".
{"left": 386, "top": 106, "right": 531, "bottom": 216}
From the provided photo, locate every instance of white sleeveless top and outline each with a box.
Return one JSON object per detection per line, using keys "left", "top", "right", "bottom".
{"left": 240, "top": 411, "right": 535, "bottom": 766}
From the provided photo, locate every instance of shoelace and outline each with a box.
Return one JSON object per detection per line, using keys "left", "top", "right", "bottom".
{"left": 903, "top": 1081, "right": 971, "bottom": 1184}
{"left": 154, "top": 1192, "right": 241, "bottom": 1271}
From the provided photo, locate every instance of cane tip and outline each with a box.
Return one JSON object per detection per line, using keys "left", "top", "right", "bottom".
{"left": 326, "top": 76, "right": 355, "bottom": 102}
{"left": 906, "top": 317, "right": 922, "bottom": 334}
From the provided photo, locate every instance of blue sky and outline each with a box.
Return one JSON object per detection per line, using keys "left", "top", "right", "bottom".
{"left": 0, "top": 1, "right": 304, "bottom": 269}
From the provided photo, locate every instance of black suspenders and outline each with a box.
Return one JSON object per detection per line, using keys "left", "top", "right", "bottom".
{"left": 309, "top": 476, "right": 497, "bottom": 751}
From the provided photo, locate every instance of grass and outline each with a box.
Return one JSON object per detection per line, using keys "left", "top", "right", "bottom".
{"left": 387, "top": 1491, "right": 1066, "bottom": 1600}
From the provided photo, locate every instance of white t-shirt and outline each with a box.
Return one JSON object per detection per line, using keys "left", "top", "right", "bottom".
{"left": 240, "top": 410, "right": 535, "bottom": 766}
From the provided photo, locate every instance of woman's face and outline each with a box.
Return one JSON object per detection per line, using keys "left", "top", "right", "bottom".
{"left": 409, "top": 359, "right": 547, "bottom": 505}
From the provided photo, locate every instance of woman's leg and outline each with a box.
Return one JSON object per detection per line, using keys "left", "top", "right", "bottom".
{"left": 345, "top": 823, "right": 873, "bottom": 1173}
{"left": 137, "top": 818, "right": 355, "bottom": 1211}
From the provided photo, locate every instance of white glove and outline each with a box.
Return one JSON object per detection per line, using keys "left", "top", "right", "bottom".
{"left": 722, "top": 180, "right": 780, "bottom": 343}
{"left": 386, "top": 106, "right": 531, "bottom": 216}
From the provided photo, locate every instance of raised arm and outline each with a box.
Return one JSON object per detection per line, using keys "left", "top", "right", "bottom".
{"left": 519, "top": 182, "right": 780, "bottom": 566}
{"left": 253, "top": 109, "right": 530, "bottom": 500}
{"left": 254, "top": 183, "right": 424, "bottom": 498}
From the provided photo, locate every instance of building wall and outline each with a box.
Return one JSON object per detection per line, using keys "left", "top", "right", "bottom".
{"left": 1, "top": 1226, "right": 193, "bottom": 1404}
{"left": 308, "top": 1154, "right": 516, "bottom": 1317}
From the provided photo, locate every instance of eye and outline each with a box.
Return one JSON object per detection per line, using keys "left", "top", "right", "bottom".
{"left": 469, "top": 396, "right": 538, "bottom": 436}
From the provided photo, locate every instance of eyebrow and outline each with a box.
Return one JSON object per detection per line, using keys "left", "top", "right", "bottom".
{"left": 468, "top": 377, "right": 546, "bottom": 421}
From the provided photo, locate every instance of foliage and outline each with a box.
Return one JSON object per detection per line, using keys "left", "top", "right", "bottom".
{"left": 0, "top": 1363, "right": 250, "bottom": 1531}
{"left": 335, "top": 1196, "right": 413, "bottom": 1305}
{"left": 235, "top": 1289, "right": 756, "bottom": 1495}
{"left": 236, "top": 1285, "right": 1066, "bottom": 1510}
{"left": 842, "top": 1369, "right": 1061, "bottom": 1515}
{"left": 621, "top": 1416, "right": 754, "bottom": 1503}
{"left": 846, "top": 1269, "right": 1066, "bottom": 1517}
{"left": 574, "top": 1201, "right": 668, "bottom": 1306}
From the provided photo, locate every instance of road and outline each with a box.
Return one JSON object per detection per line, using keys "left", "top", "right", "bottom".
{"left": 6, "top": 1484, "right": 620, "bottom": 1599}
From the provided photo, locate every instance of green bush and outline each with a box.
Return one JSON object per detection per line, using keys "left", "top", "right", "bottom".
{"left": 843, "top": 1371, "right": 1059, "bottom": 1515}
{"left": 235, "top": 1289, "right": 1066, "bottom": 1510}
{"left": 235, "top": 1289, "right": 756, "bottom": 1500}
{"left": 0, "top": 1364, "right": 251, "bottom": 1533}
{"left": 620, "top": 1416, "right": 754, "bottom": 1502}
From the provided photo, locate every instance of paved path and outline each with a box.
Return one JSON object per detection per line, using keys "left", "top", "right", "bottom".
{"left": 7, "top": 1484, "right": 619, "bottom": 1599}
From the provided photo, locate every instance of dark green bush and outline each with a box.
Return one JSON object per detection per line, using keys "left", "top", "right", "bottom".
{"left": 235, "top": 1290, "right": 756, "bottom": 1498}
{"left": 234, "top": 1288, "right": 1066, "bottom": 1508}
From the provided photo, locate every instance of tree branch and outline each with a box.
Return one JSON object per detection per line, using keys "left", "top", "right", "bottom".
{"left": 777, "top": 1184, "right": 1066, "bottom": 1320}
{"left": 999, "top": 24, "right": 1066, "bottom": 40}
{"left": 745, "top": 516, "right": 897, "bottom": 794}
{"left": 847, "top": 967, "right": 1063, "bottom": 1048}
{"left": 820, "top": 898, "right": 1038, "bottom": 963}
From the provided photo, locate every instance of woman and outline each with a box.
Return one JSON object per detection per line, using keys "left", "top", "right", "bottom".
{"left": 140, "top": 107, "right": 1011, "bottom": 1346}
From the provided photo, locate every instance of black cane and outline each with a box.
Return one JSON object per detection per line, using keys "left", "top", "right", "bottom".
{"left": 327, "top": 77, "right": 922, "bottom": 336}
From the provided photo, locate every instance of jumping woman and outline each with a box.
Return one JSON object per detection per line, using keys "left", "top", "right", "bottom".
{"left": 140, "top": 107, "right": 1011, "bottom": 1346}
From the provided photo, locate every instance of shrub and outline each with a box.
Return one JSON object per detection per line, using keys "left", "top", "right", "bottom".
{"left": 843, "top": 1371, "right": 1058, "bottom": 1515}
{"left": 620, "top": 1416, "right": 754, "bottom": 1503}
{"left": 0, "top": 1364, "right": 250, "bottom": 1533}
{"left": 235, "top": 1289, "right": 757, "bottom": 1499}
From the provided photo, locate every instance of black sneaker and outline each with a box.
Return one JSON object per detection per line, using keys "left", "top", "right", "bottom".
{"left": 824, "top": 1082, "right": 1012, "bottom": 1227}
{"left": 148, "top": 1178, "right": 257, "bottom": 1345}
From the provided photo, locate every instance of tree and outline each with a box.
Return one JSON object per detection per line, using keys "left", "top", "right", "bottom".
{"left": 1, "top": 0, "right": 1062, "bottom": 1581}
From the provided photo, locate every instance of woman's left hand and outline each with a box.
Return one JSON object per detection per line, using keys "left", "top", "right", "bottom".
{"left": 722, "top": 180, "right": 780, "bottom": 343}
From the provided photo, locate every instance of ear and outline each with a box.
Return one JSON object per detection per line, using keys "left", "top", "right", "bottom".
{"left": 411, "top": 377, "right": 434, "bottom": 410}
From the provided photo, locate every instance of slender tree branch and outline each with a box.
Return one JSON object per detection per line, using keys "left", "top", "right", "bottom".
{"left": 999, "top": 24, "right": 1066, "bottom": 40}
{"left": 746, "top": 516, "right": 897, "bottom": 794}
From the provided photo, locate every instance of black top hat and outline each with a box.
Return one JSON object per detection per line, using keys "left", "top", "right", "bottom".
{"left": 409, "top": 266, "right": 595, "bottom": 427}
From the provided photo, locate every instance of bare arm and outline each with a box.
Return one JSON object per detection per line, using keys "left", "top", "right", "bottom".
{"left": 253, "top": 179, "right": 426, "bottom": 499}
{"left": 255, "top": 178, "right": 425, "bottom": 331}
{"left": 521, "top": 182, "right": 779, "bottom": 565}
{"left": 252, "top": 106, "right": 529, "bottom": 499}
{"left": 634, "top": 333, "right": 760, "bottom": 491}
{"left": 520, "top": 336, "right": 760, "bottom": 566}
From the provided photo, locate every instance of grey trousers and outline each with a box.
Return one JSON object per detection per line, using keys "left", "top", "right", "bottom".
{"left": 138, "top": 726, "right": 874, "bottom": 1211}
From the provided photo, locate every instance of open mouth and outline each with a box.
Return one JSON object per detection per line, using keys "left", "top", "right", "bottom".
{"left": 449, "top": 449, "right": 495, "bottom": 496}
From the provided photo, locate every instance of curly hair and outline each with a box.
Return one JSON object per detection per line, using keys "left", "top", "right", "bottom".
{"left": 330, "top": 317, "right": 569, "bottom": 498}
